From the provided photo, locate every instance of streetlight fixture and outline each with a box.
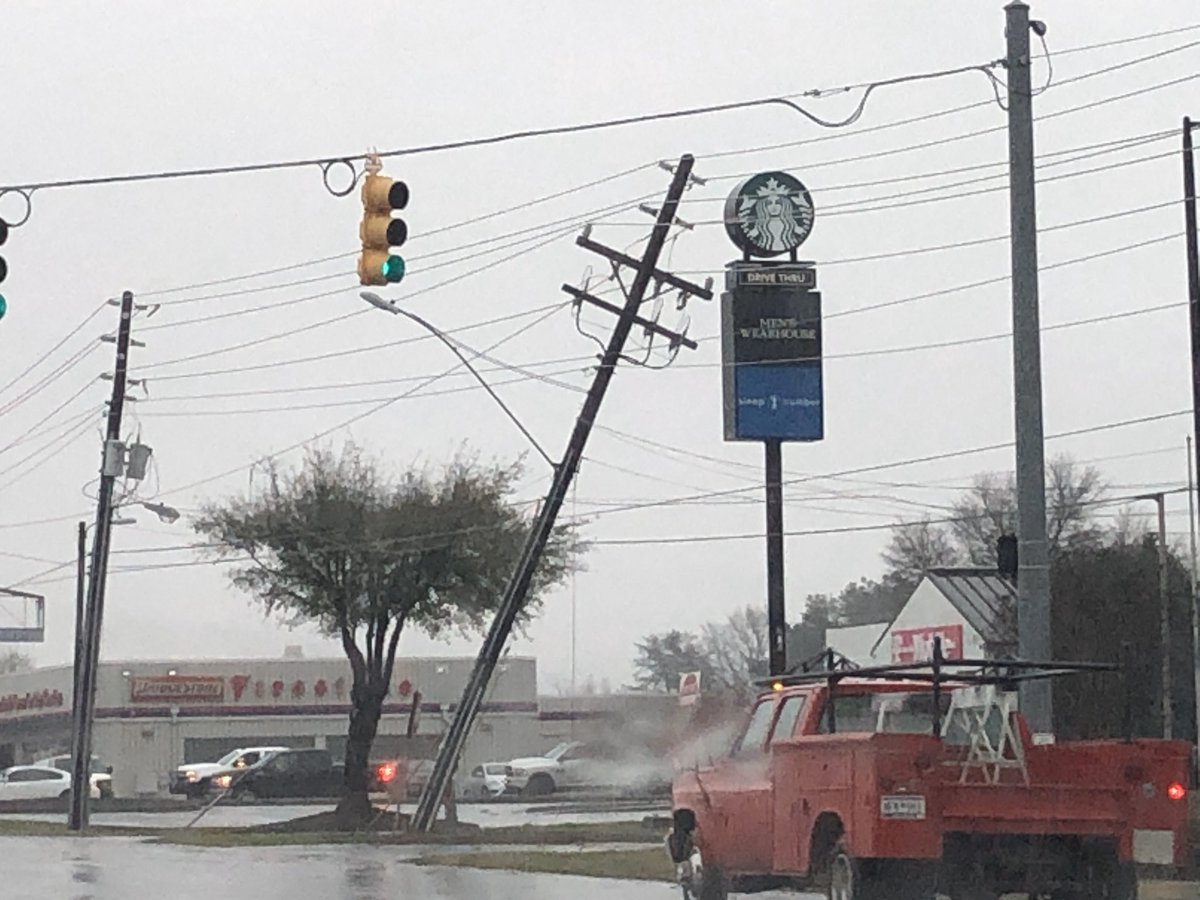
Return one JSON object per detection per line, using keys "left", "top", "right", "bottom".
{"left": 358, "top": 291, "right": 554, "bottom": 468}
{"left": 135, "top": 501, "right": 181, "bottom": 524}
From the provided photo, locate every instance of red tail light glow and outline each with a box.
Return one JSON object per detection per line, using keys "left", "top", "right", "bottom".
{"left": 376, "top": 762, "right": 398, "bottom": 785}
{"left": 1168, "top": 782, "right": 1186, "bottom": 801}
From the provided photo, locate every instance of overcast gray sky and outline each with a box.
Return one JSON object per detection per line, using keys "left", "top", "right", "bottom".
{"left": 1, "top": 1, "right": 1197, "bottom": 693}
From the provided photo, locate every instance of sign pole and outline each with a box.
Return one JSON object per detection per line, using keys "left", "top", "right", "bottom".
{"left": 765, "top": 438, "right": 787, "bottom": 676}
{"left": 721, "top": 170, "right": 820, "bottom": 681}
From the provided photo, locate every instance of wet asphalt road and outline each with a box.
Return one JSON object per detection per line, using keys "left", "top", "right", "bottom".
{"left": 0, "top": 801, "right": 660, "bottom": 830}
{"left": 7, "top": 836, "right": 813, "bottom": 900}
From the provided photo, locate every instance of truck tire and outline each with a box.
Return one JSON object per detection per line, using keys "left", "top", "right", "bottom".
{"left": 524, "top": 773, "right": 555, "bottom": 796}
{"left": 696, "top": 866, "right": 729, "bottom": 900}
{"left": 828, "top": 845, "right": 862, "bottom": 900}
{"left": 828, "top": 845, "right": 928, "bottom": 900}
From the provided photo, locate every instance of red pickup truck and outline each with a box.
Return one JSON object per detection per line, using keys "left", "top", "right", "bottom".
{"left": 667, "top": 655, "right": 1192, "bottom": 900}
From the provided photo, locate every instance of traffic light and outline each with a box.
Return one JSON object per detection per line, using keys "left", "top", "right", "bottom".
{"left": 0, "top": 218, "right": 8, "bottom": 321}
{"left": 358, "top": 174, "right": 408, "bottom": 286}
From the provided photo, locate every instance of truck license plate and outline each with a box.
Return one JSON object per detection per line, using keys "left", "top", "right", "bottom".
{"left": 880, "top": 795, "right": 926, "bottom": 820}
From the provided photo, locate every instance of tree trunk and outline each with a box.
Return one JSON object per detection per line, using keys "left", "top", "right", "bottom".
{"left": 336, "top": 688, "right": 384, "bottom": 825}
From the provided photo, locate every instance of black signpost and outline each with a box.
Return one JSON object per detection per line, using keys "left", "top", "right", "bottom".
{"left": 721, "top": 171, "right": 821, "bottom": 677}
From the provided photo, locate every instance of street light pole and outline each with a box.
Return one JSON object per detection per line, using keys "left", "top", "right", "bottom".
{"left": 67, "top": 521, "right": 86, "bottom": 808}
{"left": 1138, "top": 492, "right": 1173, "bottom": 739}
{"left": 1005, "top": 1, "right": 1053, "bottom": 736}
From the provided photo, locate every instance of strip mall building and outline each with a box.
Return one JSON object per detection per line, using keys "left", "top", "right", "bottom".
{"left": 0, "top": 654, "right": 547, "bottom": 797}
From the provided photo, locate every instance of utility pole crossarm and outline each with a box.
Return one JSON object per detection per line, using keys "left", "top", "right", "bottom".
{"left": 561, "top": 284, "right": 698, "bottom": 349}
{"left": 574, "top": 234, "right": 713, "bottom": 300}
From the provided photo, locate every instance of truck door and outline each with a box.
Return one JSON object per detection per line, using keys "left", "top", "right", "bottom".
{"left": 703, "top": 698, "right": 778, "bottom": 874}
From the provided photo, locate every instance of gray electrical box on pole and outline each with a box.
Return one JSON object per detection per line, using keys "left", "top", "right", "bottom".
{"left": 1005, "top": 1, "right": 1054, "bottom": 736}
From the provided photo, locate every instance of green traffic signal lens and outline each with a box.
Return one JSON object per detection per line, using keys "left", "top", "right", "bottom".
{"left": 0, "top": 294, "right": 7, "bottom": 321}
{"left": 381, "top": 255, "right": 406, "bottom": 284}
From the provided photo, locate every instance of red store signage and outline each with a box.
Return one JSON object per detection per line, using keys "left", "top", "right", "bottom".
{"left": 129, "top": 676, "right": 225, "bottom": 704}
{"left": 891, "top": 624, "right": 964, "bottom": 665}
{"left": 0, "top": 689, "right": 65, "bottom": 715}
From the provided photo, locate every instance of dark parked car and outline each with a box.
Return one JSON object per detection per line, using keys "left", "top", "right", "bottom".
{"left": 198, "top": 749, "right": 343, "bottom": 800}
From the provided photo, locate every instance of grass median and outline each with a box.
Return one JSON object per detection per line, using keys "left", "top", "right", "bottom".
{"left": 416, "top": 846, "right": 673, "bottom": 882}
{"left": 0, "top": 816, "right": 665, "bottom": 848}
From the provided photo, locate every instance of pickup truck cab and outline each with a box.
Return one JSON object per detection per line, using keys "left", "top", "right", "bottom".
{"left": 668, "top": 663, "right": 1192, "bottom": 900}
{"left": 170, "top": 746, "right": 288, "bottom": 798}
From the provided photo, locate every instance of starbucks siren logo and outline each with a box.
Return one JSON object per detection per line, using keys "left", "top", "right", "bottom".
{"left": 724, "top": 171, "right": 815, "bottom": 258}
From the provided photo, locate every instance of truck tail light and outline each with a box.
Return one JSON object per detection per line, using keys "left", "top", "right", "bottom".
{"left": 376, "top": 762, "right": 397, "bottom": 785}
{"left": 1168, "top": 782, "right": 1186, "bottom": 801}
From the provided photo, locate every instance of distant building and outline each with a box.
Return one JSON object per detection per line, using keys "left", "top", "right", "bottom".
{"left": 825, "top": 568, "right": 1017, "bottom": 666}
{"left": 0, "top": 655, "right": 538, "bottom": 797}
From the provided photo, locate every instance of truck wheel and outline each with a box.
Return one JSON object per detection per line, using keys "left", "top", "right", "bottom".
{"left": 696, "top": 866, "right": 729, "bottom": 900}
{"left": 828, "top": 844, "right": 863, "bottom": 900}
{"left": 524, "top": 773, "right": 555, "bottom": 796}
{"left": 828, "top": 846, "right": 912, "bottom": 900}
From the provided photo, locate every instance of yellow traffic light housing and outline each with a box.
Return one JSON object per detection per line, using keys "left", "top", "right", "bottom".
{"left": 358, "top": 174, "right": 409, "bottom": 286}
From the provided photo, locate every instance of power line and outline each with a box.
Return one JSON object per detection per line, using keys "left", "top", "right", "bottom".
{"left": 139, "top": 227, "right": 576, "bottom": 372}
{"left": 59, "top": 45, "right": 1193, "bottom": 330}
{"left": 13, "top": 475, "right": 1195, "bottom": 587}
{"left": 143, "top": 301, "right": 571, "bottom": 385}
{"left": 0, "top": 342, "right": 101, "bottom": 421}
{"left": 702, "top": 37, "right": 1200, "bottom": 166}
{"left": 590, "top": 486, "right": 1194, "bottom": 546}
{"left": 0, "top": 379, "right": 98, "bottom": 457}
{"left": 155, "top": 302, "right": 569, "bottom": 499}
{"left": 145, "top": 190, "right": 652, "bottom": 314}
{"left": 0, "top": 60, "right": 1006, "bottom": 197}
{"left": 0, "top": 302, "right": 107, "bottom": 397}
{"left": 0, "top": 409, "right": 100, "bottom": 496}
{"left": 137, "top": 226, "right": 1185, "bottom": 409}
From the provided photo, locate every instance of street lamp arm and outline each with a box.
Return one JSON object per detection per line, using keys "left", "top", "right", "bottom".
{"left": 359, "top": 292, "right": 555, "bottom": 469}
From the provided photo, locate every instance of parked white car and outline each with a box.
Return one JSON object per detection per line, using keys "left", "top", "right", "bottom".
{"left": 460, "top": 763, "right": 514, "bottom": 800}
{"left": 0, "top": 765, "right": 111, "bottom": 801}
{"left": 34, "top": 753, "right": 115, "bottom": 800}
{"left": 169, "top": 746, "right": 288, "bottom": 798}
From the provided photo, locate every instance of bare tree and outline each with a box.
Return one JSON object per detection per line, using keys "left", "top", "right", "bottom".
{"left": 941, "top": 455, "right": 1106, "bottom": 566}
{"left": 701, "top": 605, "right": 769, "bottom": 695}
{"left": 0, "top": 651, "right": 33, "bottom": 674}
{"left": 882, "top": 520, "right": 959, "bottom": 581}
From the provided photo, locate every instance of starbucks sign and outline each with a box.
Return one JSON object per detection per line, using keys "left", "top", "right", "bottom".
{"left": 724, "top": 171, "right": 815, "bottom": 258}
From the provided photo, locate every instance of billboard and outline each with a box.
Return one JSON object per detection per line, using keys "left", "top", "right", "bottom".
{"left": 721, "top": 265, "right": 822, "bottom": 442}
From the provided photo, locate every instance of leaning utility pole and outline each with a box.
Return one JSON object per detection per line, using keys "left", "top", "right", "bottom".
{"left": 1005, "top": 1, "right": 1053, "bottom": 736}
{"left": 412, "top": 155, "right": 710, "bottom": 832}
{"left": 69, "top": 290, "right": 136, "bottom": 832}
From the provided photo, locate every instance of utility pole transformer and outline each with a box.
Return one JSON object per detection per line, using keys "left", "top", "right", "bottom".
{"left": 69, "top": 290, "right": 136, "bottom": 831}
{"left": 1005, "top": 1, "right": 1053, "bottom": 736}
{"left": 411, "top": 156, "right": 710, "bottom": 832}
